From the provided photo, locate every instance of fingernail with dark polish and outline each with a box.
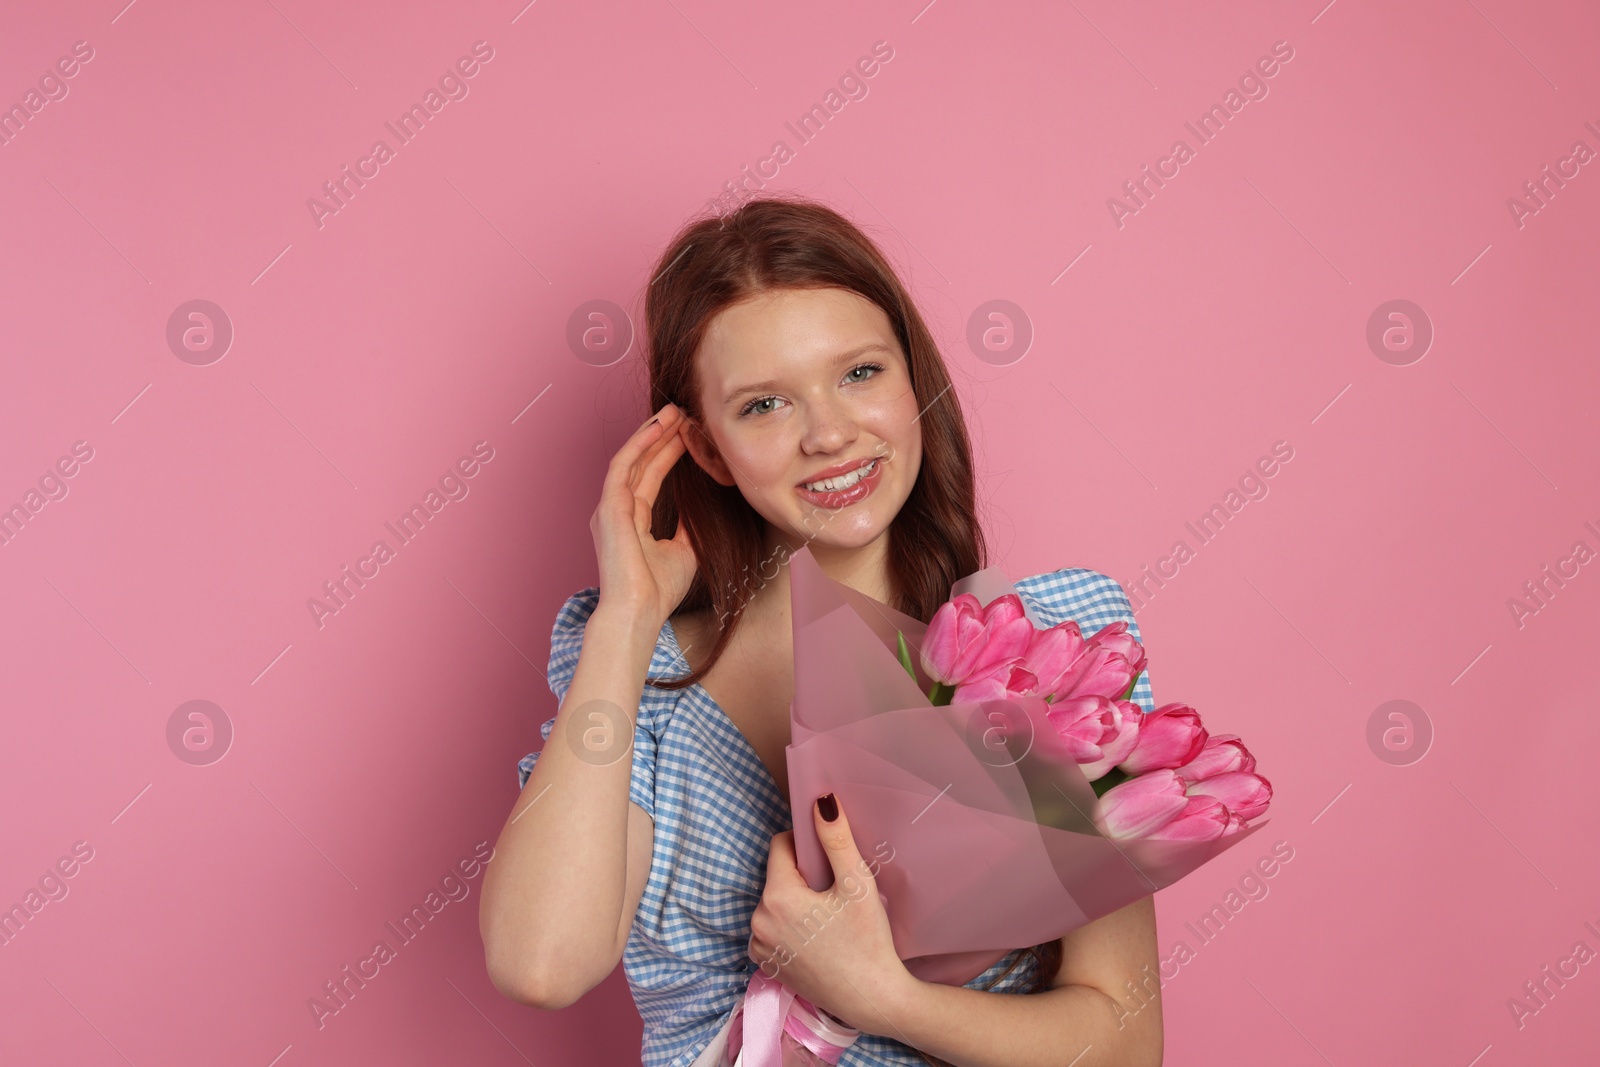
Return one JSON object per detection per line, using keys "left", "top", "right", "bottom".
{"left": 818, "top": 792, "right": 838, "bottom": 822}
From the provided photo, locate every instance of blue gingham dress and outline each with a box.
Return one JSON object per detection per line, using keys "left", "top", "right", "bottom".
{"left": 517, "top": 568, "right": 1155, "bottom": 1067}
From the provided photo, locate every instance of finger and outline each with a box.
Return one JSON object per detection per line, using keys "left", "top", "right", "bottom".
{"left": 766, "top": 830, "right": 805, "bottom": 885}
{"left": 624, "top": 423, "right": 694, "bottom": 527}
{"left": 628, "top": 404, "right": 685, "bottom": 469}
{"left": 603, "top": 405, "right": 680, "bottom": 493}
{"left": 749, "top": 935, "right": 778, "bottom": 973}
{"left": 631, "top": 419, "right": 688, "bottom": 506}
{"left": 602, "top": 450, "right": 659, "bottom": 527}
{"left": 813, "top": 793, "right": 872, "bottom": 891}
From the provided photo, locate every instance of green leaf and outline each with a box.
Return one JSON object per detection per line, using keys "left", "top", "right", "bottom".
{"left": 896, "top": 630, "right": 917, "bottom": 683}
{"left": 1117, "top": 669, "right": 1143, "bottom": 704}
{"left": 928, "top": 681, "right": 955, "bottom": 707}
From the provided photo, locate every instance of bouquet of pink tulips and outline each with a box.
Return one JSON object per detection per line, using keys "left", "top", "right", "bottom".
{"left": 907, "top": 587, "right": 1272, "bottom": 842}
{"left": 779, "top": 544, "right": 1275, "bottom": 955}
{"left": 718, "top": 547, "right": 1271, "bottom": 1067}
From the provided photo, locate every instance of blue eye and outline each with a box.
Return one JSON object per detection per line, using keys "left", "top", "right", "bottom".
{"left": 738, "top": 362, "right": 887, "bottom": 418}
{"left": 740, "top": 395, "right": 779, "bottom": 417}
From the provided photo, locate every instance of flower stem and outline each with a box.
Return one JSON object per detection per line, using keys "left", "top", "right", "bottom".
{"left": 1090, "top": 767, "right": 1129, "bottom": 798}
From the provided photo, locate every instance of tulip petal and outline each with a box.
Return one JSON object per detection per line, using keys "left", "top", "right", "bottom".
{"left": 1019, "top": 624, "right": 1087, "bottom": 697}
{"left": 1144, "top": 794, "right": 1231, "bottom": 841}
{"left": 1095, "top": 769, "right": 1190, "bottom": 839}
{"left": 1173, "top": 733, "right": 1255, "bottom": 784}
{"left": 1075, "top": 700, "right": 1144, "bottom": 780}
{"left": 1119, "top": 703, "right": 1208, "bottom": 775}
{"left": 1187, "top": 771, "right": 1272, "bottom": 822}
{"left": 921, "top": 593, "right": 1037, "bottom": 690}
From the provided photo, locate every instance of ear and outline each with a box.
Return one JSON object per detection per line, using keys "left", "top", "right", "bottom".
{"left": 680, "top": 417, "right": 737, "bottom": 487}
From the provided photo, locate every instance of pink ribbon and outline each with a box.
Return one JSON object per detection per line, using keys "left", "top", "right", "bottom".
{"left": 730, "top": 969, "right": 861, "bottom": 1067}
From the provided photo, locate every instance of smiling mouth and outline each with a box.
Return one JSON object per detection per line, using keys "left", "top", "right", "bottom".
{"left": 800, "top": 457, "right": 879, "bottom": 492}
{"left": 795, "top": 455, "right": 887, "bottom": 509}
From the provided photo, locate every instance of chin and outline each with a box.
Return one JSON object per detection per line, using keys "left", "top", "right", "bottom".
{"left": 805, "top": 527, "right": 886, "bottom": 552}
{"left": 791, "top": 499, "right": 903, "bottom": 549}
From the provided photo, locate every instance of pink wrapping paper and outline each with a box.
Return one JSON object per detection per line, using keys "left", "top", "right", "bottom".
{"left": 783, "top": 544, "right": 1269, "bottom": 986}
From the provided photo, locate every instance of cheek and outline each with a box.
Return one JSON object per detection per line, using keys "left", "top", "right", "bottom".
{"left": 723, "top": 437, "right": 790, "bottom": 488}
{"left": 880, "top": 396, "right": 923, "bottom": 468}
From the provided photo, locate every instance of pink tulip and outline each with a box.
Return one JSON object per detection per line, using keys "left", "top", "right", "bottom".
{"left": 1095, "top": 769, "right": 1190, "bottom": 838}
{"left": 1086, "top": 621, "right": 1148, "bottom": 680}
{"left": 948, "top": 666, "right": 1021, "bottom": 703}
{"left": 954, "top": 624, "right": 1095, "bottom": 704}
{"left": 1044, "top": 621, "right": 1147, "bottom": 703}
{"left": 1014, "top": 622, "right": 1087, "bottom": 695}
{"left": 1096, "top": 731, "right": 1272, "bottom": 840}
{"left": 921, "top": 593, "right": 1035, "bottom": 689}
{"left": 1172, "top": 733, "right": 1255, "bottom": 785}
{"left": 1117, "top": 703, "right": 1208, "bottom": 775}
{"left": 1186, "top": 770, "right": 1273, "bottom": 822}
{"left": 1045, "top": 696, "right": 1143, "bottom": 780}
{"left": 1143, "top": 794, "right": 1233, "bottom": 841}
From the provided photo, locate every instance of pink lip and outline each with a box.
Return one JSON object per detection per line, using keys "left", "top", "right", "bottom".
{"left": 797, "top": 455, "right": 879, "bottom": 487}
{"left": 795, "top": 455, "right": 886, "bottom": 509}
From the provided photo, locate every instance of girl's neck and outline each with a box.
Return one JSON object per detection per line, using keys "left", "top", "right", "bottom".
{"left": 759, "top": 523, "right": 895, "bottom": 608}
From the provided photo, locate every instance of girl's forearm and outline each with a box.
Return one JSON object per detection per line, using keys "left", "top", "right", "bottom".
{"left": 480, "top": 600, "right": 661, "bottom": 1004}
{"left": 866, "top": 974, "right": 1161, "bottom": 1067}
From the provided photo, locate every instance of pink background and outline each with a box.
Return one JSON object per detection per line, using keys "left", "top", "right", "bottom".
{"left": 2, "top": 0, "right": 1596, "bottom": 1064}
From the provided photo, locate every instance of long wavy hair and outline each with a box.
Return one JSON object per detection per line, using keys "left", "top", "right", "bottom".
{"left": 635, "top": 195, "right": 1063, "bottom": 1038}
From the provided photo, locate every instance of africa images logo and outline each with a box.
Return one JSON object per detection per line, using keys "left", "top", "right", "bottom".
{"left": 1106, "top": 39, "right": 1296, "bottom": 229}
{"left": 307, "top": 841, "right": 493, "bottom": 1029}
{"left": 306, "top": 41, "right": 496, "bottom": 230}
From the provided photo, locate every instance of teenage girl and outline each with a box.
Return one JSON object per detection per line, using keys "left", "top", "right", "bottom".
{"left": 480, "top": 196, "right": 1163, "bottom": 1067}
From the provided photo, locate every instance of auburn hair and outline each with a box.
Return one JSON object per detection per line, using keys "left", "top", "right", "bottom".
{"left": 634, "top": 195, "right": 1064, "bottom": 1032}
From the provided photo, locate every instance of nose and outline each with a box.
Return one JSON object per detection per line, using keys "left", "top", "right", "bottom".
{"left": 798, "top": 393, "right": 859, "bottom": 456}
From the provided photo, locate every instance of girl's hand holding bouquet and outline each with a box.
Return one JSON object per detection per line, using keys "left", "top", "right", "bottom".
{"left": 714, "top": 549, "right": 1276, "bottom": 1067}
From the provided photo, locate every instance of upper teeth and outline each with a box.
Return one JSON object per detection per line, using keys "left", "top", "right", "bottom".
{"left": 805, "top": 459, "right": 877, "bottom": 492}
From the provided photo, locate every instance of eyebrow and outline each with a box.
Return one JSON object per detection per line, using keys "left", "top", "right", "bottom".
{"left": 723, "top": 342, "right": 895, "bottom": 407}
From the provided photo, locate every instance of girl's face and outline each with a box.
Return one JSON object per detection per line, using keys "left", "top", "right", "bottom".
{"left": 683, "top": 287, "right": 924, "bottom": 553}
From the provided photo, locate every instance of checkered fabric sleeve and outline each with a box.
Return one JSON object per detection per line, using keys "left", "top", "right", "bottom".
{"left": 515, "top": 586, "right": 660, "bottom": 817}
{"left": 1015, "top": 567, "right": 1155, "bottom": 714}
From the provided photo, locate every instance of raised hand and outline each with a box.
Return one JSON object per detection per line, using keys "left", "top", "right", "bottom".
{"left": 590, "top": 402, "right": 698, "bottom": 627}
